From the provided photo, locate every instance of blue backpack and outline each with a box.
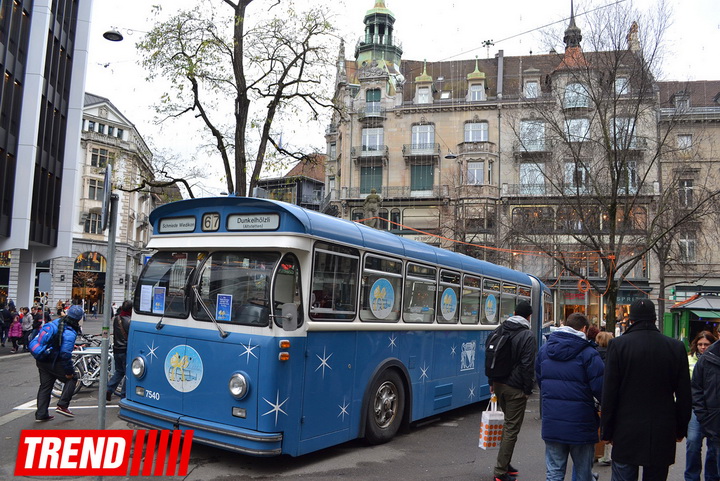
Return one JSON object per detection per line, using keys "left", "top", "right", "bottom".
{"left": 29, "top": 318, "right": 65, "bottom": 361}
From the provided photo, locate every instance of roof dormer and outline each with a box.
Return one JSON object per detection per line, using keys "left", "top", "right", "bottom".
{"left": 466, "top": 57, "right": 486, "bottom": 102}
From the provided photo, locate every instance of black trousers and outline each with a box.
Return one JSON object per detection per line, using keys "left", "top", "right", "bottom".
{"left": 36, "top": 359, "right": 76, "bottom": 419}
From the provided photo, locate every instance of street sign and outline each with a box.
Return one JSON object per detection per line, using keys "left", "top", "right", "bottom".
{"left": 38, "top": 272, "right": 51, "bottom": 293}
{"left": 101, "top": 164, "right": 113, "bottom": 231}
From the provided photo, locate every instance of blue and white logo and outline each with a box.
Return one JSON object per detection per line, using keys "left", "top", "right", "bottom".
{"left": 165, "top": 345, "right": 203, "bottom": 393}
{"left": 485, "top": 294, "right": 498, "bottom": 323}
{"left": 369, "top": 278, "right": 395, "bottom": 319}
{"left": 440, "top": 288, "right": 458, "bottom": 321}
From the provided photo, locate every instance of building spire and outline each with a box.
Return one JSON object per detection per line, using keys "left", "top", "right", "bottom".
{"left": 563, "top": 0, "right": 583, "bottom": 50}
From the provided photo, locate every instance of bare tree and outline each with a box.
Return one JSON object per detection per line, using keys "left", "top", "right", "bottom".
{"left": 502, "top": 1, "right": 720, "bottom": 332}
{"left": 137, "top": 1, "right": 338, "bottom": 196}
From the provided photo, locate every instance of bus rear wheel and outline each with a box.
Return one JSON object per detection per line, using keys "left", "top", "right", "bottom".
{"left": 365, "top": 370, "right": 405, "bottom": 444}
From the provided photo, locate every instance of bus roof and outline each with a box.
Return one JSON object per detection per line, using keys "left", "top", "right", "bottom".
{"left": 150, "top": 196, "right": 533, "bottom": 286}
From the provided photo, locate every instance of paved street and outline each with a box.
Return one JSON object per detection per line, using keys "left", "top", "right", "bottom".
{"left": 0, "top": 319, "right": 691, "bottom": 480}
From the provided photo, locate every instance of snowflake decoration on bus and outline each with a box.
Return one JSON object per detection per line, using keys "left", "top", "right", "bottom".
{"left": 388, "top": 334, "right": 397, "bottom": 351}
{"left": 146, "top": 341, "right": 159, "bottom": 364}
{"left": 239, "top": 339, "right": 258, "bottom": 363}
{"left": 315, "top": 347, "right": 333, "bottom": 379}
{"left": 262, "top": 390, "right": 289, "bottom": 426}
{"left": 468, "top": 383, "right": 476, "bottom": 400}
{"left": 420, "top": 363, "right": 430, "bottom": 381}
{"left": 338, "top": 398, "right": 350, "bottom": 421}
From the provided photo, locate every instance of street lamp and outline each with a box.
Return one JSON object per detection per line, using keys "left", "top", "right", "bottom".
{"left": 103, "top": 29, "right": 123, "bottom": 42}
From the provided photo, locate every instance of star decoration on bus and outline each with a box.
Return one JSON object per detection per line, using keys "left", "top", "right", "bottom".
{"left": 420, "top": 363, "right": 430, "bottom": 381}
{"left": 468, "top": 384, "right": 476, "bottom": 400}
{"left": 338, "top": 399, "right": 350, "bottom": 421}
{"left": 315, "top": 347, "right": 333, "bottom": 379}
{"left": 388, "top": 334, "right": 397, "bottom": 351}
{"left": 239, "top": 339, "right": 258, "bottom": 363}
{"left": 262, "top": 391, "right": 289, "bottom": 426}
{"left": 451, "top": 345, "right": 457, "bottom": 357}
{"left": 146, "top": 341, "right": 159, "bottom": 364}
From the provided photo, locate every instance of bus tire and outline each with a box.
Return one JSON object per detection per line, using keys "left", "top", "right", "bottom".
{"left": 365, "top": 370, "right": 405, "bottom": 445}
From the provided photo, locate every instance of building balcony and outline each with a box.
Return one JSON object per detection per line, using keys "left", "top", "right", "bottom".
{"left": 351, "top": 145, "right": 388, "bottom": 164}
{"left": 357, "top": 104, "right": 387, "bottom": 121}
{"left": 341, "top": 185, "right": 450, "bottom": 201}
{"left": 402, "top": 143, "right": 440, "bottom": 161}
{"left": 456, "top": 184, "right": 500, "bottom": 200}
{"left": 325, "top": 123, "right": 338, "bottom": 136}
{"left": 458, "top": 141, "right": 498, "bottom": 156}
{"left": 513, "top": 139, "right": 554, "bottom": 157}
{"left": 502, "top": 181, "right": 659, "bottom": 198}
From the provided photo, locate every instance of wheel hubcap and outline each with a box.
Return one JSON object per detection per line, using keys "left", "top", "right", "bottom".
{"left": 373, "top": 381, "right": 398, "bottom": 428}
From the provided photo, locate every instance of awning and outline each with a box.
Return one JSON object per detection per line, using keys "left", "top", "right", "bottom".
{"left": 691, "top": 310, "right": 720, "bottom": 319}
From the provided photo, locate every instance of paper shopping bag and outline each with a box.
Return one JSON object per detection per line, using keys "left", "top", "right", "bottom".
{"left": 479, "top": 395, "right": 504, "bottom": 450}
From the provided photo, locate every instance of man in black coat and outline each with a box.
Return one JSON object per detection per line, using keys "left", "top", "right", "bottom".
{"left": 601, "top": 299, "right": 691, "bottom": 480}
{"left": 692, "top": 336, "right": 720, "bottom": 477}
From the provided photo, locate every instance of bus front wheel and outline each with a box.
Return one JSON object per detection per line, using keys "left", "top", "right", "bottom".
{"left": 365, "top": 370, "right": 405, "bottom": 444}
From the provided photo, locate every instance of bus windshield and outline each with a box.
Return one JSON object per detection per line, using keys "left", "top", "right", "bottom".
{"left": 134, "top": 251, "right": 207, "bottom": 318}
{"left": 192, "top": 251, "right": 280, "bottom": 326}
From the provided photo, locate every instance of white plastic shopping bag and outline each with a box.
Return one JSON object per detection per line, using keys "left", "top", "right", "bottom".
{"left": 479, "top": 394, "right": 504, "bottom": 450}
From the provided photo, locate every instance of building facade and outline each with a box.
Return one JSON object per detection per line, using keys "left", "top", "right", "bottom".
{"left": 257, "top": 154, "right": 326, "bottom": 211}
{"left": 0, "top": 0, "right": 93, "bottom": 306}
{"left": 323, "top": 1, "right": 700, "bottom": 324}
{"left": 45, "top": 93, "right": 162, "bottom": 312}
{"left": 656, "top": 81, "right": 720, "bottom": 309}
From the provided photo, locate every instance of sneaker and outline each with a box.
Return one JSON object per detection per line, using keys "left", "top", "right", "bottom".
{"left": 494, "top": 475, "right": 511, "bottom": 481}
{"left": 10, "top": 349, "right": 16, "bottom": 353}
{"left": 55, "top": 406, "right": 74, "bottom": 418}
{"left": 507, "top": 464, "right": 519, "bottom": 476}
{"left": 35, "top": 415, "right": 54, "bottom": 422}
{"left": 597, "top": 459, "right": 611, "bottom": 466}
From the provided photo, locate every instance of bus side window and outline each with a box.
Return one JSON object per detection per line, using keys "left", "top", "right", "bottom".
{"left": 273, "top": 254, "right": 303, "bottom": 330}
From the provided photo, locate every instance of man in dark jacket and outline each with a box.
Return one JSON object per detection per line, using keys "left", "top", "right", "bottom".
{"left": 34, "top": 305, "right": 83, "bottom": 421}
{"left": 692, "top": 337, "right": 720, "bottom": 477}
{"left": 536, "top": 312, "right": 604, "bottom": 481}
{"left": 601, "top": 299, "right": 691, "bottom": 480}
{"left": 489, "top": 301, "right": 537, "bottom": 481}
{"left": 107, "top": 300, "right": 132, "bottom": 401}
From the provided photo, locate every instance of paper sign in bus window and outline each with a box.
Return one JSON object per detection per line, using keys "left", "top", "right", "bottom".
{"left": 216, "top": 294, "right": 233, "bottom": 322}
{"left": 153, "top": 287, "right": 166, "bottom": 314}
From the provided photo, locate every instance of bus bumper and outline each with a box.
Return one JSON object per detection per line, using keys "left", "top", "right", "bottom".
{"left": 119, "top": 399, "right": 283, "bottom": 456}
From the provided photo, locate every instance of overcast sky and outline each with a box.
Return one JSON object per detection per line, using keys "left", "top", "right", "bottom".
{"left": 86, "top": 0, "right": 720, "bottom": 195}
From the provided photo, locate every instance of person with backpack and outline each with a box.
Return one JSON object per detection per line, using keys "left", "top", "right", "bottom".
{"left": 485, "top": 300, "right": 537, "bottom": 481}
{"left": 107, "top": 300, "right": 132, "bottom": 401}
{"left": 536, "top": 312, "right": 605, "bottom": 481}
{"left": 31, "top": 305, "right": 84, "bottom": 421}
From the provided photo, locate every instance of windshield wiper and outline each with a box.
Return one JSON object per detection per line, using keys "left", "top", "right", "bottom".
{"left": 191, "top": 285, "right": 229, "bottom": 339}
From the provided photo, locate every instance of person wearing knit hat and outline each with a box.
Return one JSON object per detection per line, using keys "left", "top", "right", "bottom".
{"left": 600, "top": 298, "right": 691, "bottom": 480}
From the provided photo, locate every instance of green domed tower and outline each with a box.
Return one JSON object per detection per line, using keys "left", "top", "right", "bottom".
{"left": 355, "top": 0, "right": 403, "bottom": 66}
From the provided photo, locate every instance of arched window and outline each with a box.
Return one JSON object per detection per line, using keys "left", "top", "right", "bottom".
{"left": 74, "top": 252, "right": 107, "bottom": 272}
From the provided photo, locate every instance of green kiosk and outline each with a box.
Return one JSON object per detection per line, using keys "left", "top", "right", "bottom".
{"left": 664, "top": 294, "right": 720, "bottom": 349}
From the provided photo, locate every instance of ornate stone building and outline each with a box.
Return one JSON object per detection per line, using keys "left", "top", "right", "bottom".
{"left": 324, "top": 1, "right": 682, "bottom": 324}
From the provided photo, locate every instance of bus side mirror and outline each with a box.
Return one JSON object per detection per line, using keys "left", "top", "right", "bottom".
{"left": 281, "top": 303, "right": 298, "bottom": 331}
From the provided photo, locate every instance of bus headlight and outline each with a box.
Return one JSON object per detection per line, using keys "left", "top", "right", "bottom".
{"left": 228, "top": 373, "right": 248, "bottom": 399}
{"left": 131, "top": 357, "right": 146, "bottom": 379}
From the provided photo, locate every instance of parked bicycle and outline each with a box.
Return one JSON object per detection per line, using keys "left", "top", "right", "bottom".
{"left": 51, "top": 334, "right": 123, "bottom": 398}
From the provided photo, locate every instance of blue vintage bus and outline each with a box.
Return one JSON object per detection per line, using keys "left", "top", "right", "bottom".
{"left": 119, "top": 196, "right": 553, "bottom": 456}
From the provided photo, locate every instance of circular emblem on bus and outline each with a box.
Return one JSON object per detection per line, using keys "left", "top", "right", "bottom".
{"left": 369, "top": 278, "right": 395, "bottom": 319}
{"left": 485, "top": 294, "right": 498, "bottom": 323}
{"left": 440, "top": 288, "right": 458, "bottom": 321}
{"left": 164, "top": 345, "right": 203, "bottom": 393}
